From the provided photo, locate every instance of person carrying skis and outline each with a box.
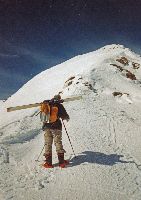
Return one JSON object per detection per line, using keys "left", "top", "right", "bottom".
{"left": 40, "top": 94, "right": 70, "bottom": 168}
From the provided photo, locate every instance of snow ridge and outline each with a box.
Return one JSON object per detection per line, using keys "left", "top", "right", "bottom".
{"left": 0, "top": 44, "right": 141, "bottom": 200}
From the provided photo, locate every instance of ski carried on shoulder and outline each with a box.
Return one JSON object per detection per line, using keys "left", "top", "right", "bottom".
{"left": 7, "top": 95, "right": 82, "bottom": 112}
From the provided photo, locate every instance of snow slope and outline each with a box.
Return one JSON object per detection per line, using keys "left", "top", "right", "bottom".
{"left": 0, "top": 44, "right": 141, "bottom": 200}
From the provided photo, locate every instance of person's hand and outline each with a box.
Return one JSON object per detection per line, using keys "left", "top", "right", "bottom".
{"left": 66, "top": 117, "right": 70, "bottom": 122}
{"left": 62, "top": 117, "right": 70, "bottom": 122}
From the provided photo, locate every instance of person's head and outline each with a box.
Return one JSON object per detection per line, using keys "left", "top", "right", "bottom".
{"left": 53, "top": 94, "right": 61, "bottom": 100}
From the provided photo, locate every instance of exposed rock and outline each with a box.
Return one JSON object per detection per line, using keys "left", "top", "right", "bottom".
{"left": 113, "top": 92, "right": 129, "bottom": 97}
{"left": 113, "top": 92, "right": 122, "bottom": 97}
{"left": 132, "top": 62, "right": 140, "bottom": 69}
{"left": 124, "top": 93, "right": 130, "bottom": 96}
{"left": 83, "top": 82, "right": 94, "bottom": 91}
{"left": 68, "top": 81, "right": 73, "bottom": 86}
{"left": 88, "top": 83, "right": 93, "bottom": 90}
{"left": 84, "top": 82, "right": 89, "bottom": 86}
{"left": 65, "top": 76, "right": 75, "bottom": 83}
{"left": 110, "top": 64, "right": 137, "bottom": 80}
{"left": 64, "top": 76, "right": 76, "bottom": 88}
{"left": 116, "top": 57, "right": 129, "bottom": 65}
{"left": 110, "top": 64, "right": 123, "bottom": 72}
{"left": 126, "top": 70, "right": 136, "bottom": 80}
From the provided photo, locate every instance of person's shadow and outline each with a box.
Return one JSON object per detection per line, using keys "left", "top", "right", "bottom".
{"left": 69, "top": 151, "right": 133, "bottom": 167}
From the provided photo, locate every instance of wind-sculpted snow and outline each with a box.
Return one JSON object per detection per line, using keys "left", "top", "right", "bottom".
{"left": 2, "top": 128, "right": 41, "bottom": 144}
{"left": 0, "top": 115, "right": 42, "bottom": 144}
{"left": 0, "top": 44, "right": 141, "bottom": 200}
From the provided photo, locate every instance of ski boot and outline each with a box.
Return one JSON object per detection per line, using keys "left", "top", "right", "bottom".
{"left": 58, "top": 153, "right": 69, "bottom": 168}
{"left": 43, "top": 153, "right": 54, "bottom": 168}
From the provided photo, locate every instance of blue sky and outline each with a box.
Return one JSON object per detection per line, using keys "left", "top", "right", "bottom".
{"left": 0, "top": 0, "right": 141, "bottom": 99}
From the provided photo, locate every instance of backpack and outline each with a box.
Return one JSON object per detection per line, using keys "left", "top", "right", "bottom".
{"left": 40, "top": 101, "right": 59, "bottom": 123}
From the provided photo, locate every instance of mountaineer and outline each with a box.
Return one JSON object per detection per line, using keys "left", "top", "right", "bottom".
{"left": 40, "top": 94, "right": 70, "bottom": 168}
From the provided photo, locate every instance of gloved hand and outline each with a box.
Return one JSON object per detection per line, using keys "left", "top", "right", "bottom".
{"left": 66, "top": 117, "right": 70, "bottom": 122}
{"left": 62, "top": 117, "right": 70, "bottom": 122}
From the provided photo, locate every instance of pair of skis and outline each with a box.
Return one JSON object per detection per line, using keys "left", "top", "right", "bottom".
{"left": 7, "top": 95, "right": 82, "bottom": 112}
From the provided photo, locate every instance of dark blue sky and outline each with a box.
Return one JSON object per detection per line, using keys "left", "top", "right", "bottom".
{"left": 0, "top": 0, "right": 141, "bottom": 99}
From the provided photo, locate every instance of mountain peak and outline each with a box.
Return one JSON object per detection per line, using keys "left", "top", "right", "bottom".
{"left": 98, "top": 44, "right": 127, "bottom": 53}
{"left": 0, "top": 43, "right": 141, "bottom": 199}
{"left": 102, "top": 44, "right": 125, "bottom": 49}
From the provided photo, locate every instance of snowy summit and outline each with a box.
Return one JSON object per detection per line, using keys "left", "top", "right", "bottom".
{"left": 0, "top": 44, "right": 141, "bottom": 200}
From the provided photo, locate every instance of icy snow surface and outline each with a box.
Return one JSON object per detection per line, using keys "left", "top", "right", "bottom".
{"left": 0, "top": 44, "right": 141, "bottom": 200}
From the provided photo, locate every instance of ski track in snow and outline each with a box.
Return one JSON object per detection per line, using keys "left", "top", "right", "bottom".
{"left": 1, "top": 93, "right": 141, "bottom": 200}
{"left": 37, "top": 94, "right": 141, "bottom": 200}
{"left": 0, "top": 44, "right": 141, "bottom": 200}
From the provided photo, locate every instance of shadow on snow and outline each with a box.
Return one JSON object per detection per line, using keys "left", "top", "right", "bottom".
{"left": 69, "top": 151, "right": 133, "bottom": 167}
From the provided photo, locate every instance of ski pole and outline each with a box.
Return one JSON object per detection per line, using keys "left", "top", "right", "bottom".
{"left": 31, "top": 110, "right": 40, "bottom": 117}
{"left": 35, "top": 111, "right": 41, "bottom": 116}
{"left": 35, "top": 144, "right": 45, "bottom": 162}
{"left": 62, "top": 120, "right": 76, "bottom": 157}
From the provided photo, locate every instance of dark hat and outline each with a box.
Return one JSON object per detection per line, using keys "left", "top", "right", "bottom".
{"left": 53, "top": 94, "right": 61, "bottom": 100}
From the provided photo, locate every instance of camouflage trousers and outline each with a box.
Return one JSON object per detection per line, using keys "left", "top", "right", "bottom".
{"left": 44, "top": 129, "right": 66, "bottom": 155}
